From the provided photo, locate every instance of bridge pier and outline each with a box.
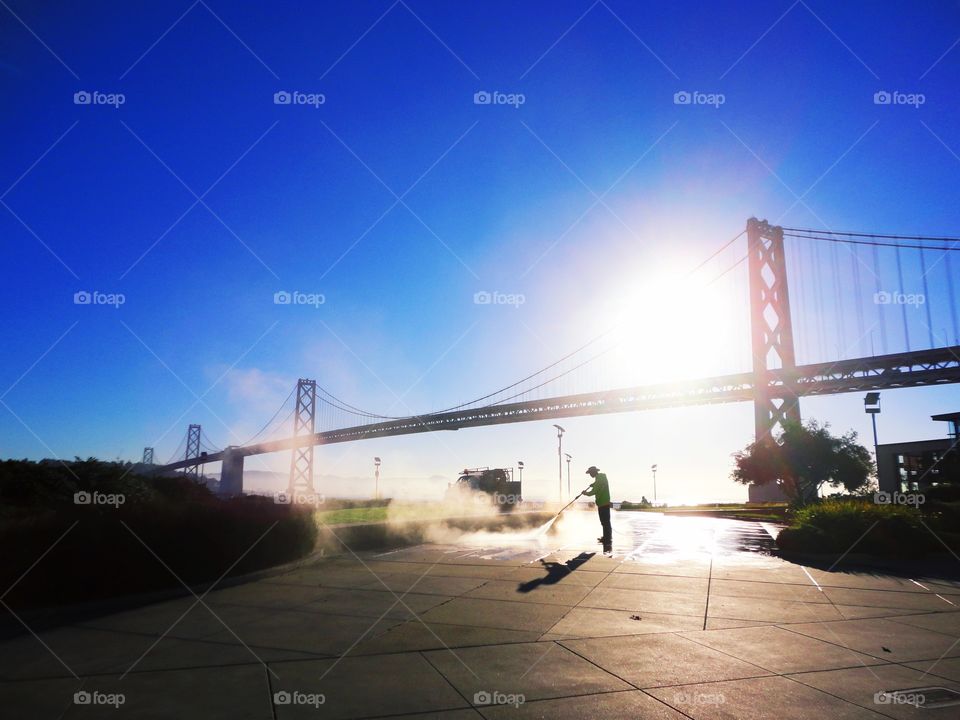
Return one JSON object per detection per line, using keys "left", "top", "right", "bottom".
{"left": 219, "top": 448, "right": 245, "bottom": 497}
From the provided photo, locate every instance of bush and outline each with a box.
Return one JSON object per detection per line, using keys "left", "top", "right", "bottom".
{"left": 0, "top": 460, "right": 319, "bottom": 610}
{"left": 777, "top": 499, "right": 941, "bottom": 556}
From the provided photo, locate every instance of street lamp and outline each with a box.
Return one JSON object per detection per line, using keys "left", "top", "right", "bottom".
{"left": 651, "top": 464, "right": 658, "bottom": 505}
{"left": 553, "top": 425, "right": 565, "bottom": 502}
{"left": 565, "top": 453, "right": 572, "bottom": 497}
{"left": 864, "top": 393, "right": 880, "bottom": 483}
{"left": 517, "top": 461, "right": 523, "bottom": 486}
{"left": 374, "top": 457, "right": 381, "bottom": 500}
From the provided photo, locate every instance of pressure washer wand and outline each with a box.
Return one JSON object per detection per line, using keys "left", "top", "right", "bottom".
{"left": 535, "top": 488, "right": 589, "bottom": 537}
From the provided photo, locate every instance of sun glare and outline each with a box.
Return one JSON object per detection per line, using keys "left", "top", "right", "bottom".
{"left": 604, "top": 270, "right": 742, "bottom": 386}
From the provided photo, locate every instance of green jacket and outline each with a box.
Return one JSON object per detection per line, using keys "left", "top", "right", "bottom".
{"left": 584, "top": 473, "right": 611, "bottom": 507}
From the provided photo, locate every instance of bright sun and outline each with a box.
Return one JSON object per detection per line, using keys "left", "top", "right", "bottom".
{"left": 602, "top": 270, "right": 744, "bottom": 386}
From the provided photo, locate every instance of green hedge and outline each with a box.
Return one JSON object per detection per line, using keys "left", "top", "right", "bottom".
{"left": 776, "top": 499, "right": 947, "bottom": 556}
{"left": 0, "top": 460, "right": 318, "bottom": 610}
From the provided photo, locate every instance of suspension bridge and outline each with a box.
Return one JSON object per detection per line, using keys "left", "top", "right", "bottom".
{"left": 153, "top": 218, "right": 960, "bottom": 497}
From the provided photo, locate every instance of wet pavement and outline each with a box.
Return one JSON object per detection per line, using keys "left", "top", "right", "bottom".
{"left": 437, "top": 510, "right": 782, "bottom": 563}
{"left": 4, "top": 512, "right": 960, "bottom": 718}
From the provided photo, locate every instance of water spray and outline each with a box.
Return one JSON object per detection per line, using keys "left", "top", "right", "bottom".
{"left": 534, "top": 488, "right": 589, "bottom": 537}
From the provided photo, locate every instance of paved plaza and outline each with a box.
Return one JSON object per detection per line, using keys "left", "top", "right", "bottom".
{"left": 3, "top": 512, "right": 960, "bottom": 718}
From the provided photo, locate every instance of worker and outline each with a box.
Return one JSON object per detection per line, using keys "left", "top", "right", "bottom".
{"left": 583, "top": 465, "right": 611, "bottom": 553}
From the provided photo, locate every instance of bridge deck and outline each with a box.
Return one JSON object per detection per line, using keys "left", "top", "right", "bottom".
{"left": 161, "top": 345, "right": 960, "bottom": 470}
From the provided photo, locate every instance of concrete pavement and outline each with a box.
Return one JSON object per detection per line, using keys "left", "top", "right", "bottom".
{"left": 3, "top": 511, "right": 960, "bottom": 718}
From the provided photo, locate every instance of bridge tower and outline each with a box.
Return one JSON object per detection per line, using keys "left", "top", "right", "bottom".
{"left": 142, "top": 447, "right": 154, "bottom": 465}
{"left": 747, "top": 218, "right": 801, "bottom": 441}
{"left": 184, "top": 424, "right": 202, "bottom": 478}
{"left": 287, "top": 379, "right": 317, "bottom": 498}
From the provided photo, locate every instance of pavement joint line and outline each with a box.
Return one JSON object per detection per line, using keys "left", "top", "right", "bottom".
{"left": 780, "top": 667, "right": 912, "bottom": 718}
{"left": 774, "top": 621, "right": 935, "bottom": 663}
{"left": 703, "top": 530, "right": 716, "bottom": 630}
{"left": 538, "top": 547, "right": 627, "bottom": 639}
{"left": 263, "top": 662, "right": 279, "bottom": 720}
{"left": 417, "top": 648, "right": 477, "bottom": 713}
{"left": 885, "top": 615, "right": 960, "bottom": 639}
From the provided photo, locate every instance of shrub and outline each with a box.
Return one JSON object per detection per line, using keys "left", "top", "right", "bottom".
{"left": 777, "top": 499, "right": 940, "bottom": 556}
{"left": 0, "top": 460, "right": 318, "bottom": 610}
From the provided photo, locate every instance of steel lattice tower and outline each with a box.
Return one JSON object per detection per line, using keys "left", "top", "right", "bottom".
{"left": 747, "top": 218, "right": 801, "bottom": 440}
{"left": 142, "top": 447, "right": 154, "bottom": 465}
{"left": 287, "top": 379, "right": 317, "bottom": 497}
{"left": 184, "top": 424, "right": 202, "bottom": 478}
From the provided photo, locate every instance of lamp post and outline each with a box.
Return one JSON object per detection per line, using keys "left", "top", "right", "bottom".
{"left": 864, "top": 393, "right": 880, "bottom": 485}
{"left": 651, "top": 464, "right": 658, "bottom": 505}
{"left": 565, "top": 453, "right": 572, "bottom": 497}
{"left": 374, "top": 456, "right": 381, "bottom": 500}
{"left": 553, "top": 425, "right": 565, "bottom": 502}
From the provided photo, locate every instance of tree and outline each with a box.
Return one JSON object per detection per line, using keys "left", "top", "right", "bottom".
{"left": 732, "top": 419, "right": 873, "bottom": 505}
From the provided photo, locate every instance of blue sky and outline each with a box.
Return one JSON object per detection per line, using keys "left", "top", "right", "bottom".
{"left": 2, "top": 0, "right": 959, "bottom": 501}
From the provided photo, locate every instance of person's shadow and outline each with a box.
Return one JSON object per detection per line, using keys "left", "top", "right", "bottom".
{"left": 517, "top": 552, "right": 594, "bottom": 593}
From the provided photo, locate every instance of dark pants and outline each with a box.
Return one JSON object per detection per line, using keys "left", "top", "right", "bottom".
{"left": 597, "top": 505, "right": 612, "bottom": 550}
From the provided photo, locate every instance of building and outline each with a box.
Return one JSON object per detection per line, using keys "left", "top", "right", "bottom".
{"left": 876, "top": 412, "right": 960, "bottom": 493}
